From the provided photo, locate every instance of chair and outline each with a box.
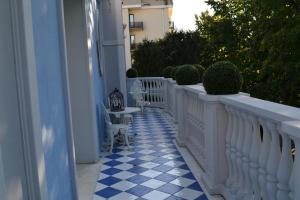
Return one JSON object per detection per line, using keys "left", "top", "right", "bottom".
{"left": 102, "top": 103, "right": 130, "bottom": 153}
{"left": 130, "top": 80, "right": 150, "bottom": 113}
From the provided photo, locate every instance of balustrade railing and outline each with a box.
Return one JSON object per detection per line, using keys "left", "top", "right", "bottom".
{"left": 126, "top": 77, "right": 300, "bottom": 200}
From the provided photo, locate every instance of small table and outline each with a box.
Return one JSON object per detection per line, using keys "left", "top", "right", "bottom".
{"left": 106, "top": 107, "right": 141, "bottom": 118}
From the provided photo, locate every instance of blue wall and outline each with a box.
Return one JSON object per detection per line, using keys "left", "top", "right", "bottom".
{"left": 88, "top": 1, "right": 105, "bottom": 149}
{"left": 31, "top": 0, "right": 74, "bottom": 199}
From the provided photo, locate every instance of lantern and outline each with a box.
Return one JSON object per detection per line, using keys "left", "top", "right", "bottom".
{"left": 109, "top": 88, "right": 125, "bottom": 112}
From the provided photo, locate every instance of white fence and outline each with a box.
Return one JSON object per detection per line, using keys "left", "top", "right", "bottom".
{"left": 127, "top": 77, "right": 300, "bottom": 200}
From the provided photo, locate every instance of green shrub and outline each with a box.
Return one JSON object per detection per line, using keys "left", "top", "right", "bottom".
{"left": 193, "top": 64, "right": 205, "bottom": 82}
{"left": 175, "top": 65, "right": 200, "bottom": 85}
{"left": 163, "top": 66, "right": 174, "bottom": 78}
{"left": 203, "top": 61, "right": 243, "bottom": 95}
{"left": 126, "top": 68, "right": 138, "bottom": 78}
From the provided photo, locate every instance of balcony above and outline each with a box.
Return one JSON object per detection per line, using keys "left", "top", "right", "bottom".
{"left": 129, "top": 21, "right": 144, "bottom": 30}
{"left": 122, "top": 0, "right": 173, "bottom": 8}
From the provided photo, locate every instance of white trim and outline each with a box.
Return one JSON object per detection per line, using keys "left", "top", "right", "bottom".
{"left": 10, "top": 0, "right": 48, "bottom": 199}
{"left": 122, "top": 5, "right": 172, "bottom": 9}
{"left": 56, "top": 0, "right": 79, "bottom": 199}
{"left": 122, "top": 4, "right": 141, "bottom": 9}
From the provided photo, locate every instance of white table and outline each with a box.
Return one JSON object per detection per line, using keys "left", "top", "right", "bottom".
{"left": 106, "top": 107, "right": 141, "bottom": 118}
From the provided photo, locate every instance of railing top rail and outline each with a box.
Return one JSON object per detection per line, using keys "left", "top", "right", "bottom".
{"left": 282, "top": 121, "right": 300, "bottom": 138}
{"left": 221, "top": 95, "right": 300, "bottom": 122}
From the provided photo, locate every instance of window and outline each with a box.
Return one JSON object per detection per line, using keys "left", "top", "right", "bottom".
{"left": 129, "top": 14, "right": 134, "bottom": 27}
{"left": 130, "top": 35, "right": 135, "bottom": 45}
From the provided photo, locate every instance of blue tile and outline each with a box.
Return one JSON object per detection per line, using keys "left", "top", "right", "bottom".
{"left": 126, "top": 185, "right": 153, "bottom": 197}
{"left": 178, "top": 164, "right": 189, "bottom": 170}
{"left": 95, "top": 187, "right": 122, "bottom": 198}
{"left": 151, "top": 157, "right": 170, "bottom": 164}
{"left": 127, "top": 175, "right": 150, "bottom": 184}
{"left": 101, "top": 168, "right": 122, "bottom": 175}
{"left": 98, "top": 176, "right": 122, "bottom": 186}
{"left": 127, "top": 166, "right": 148, "bottom": 174}
{"left": 195, "top": 194, "right": 209, "bottom": 200}
{"left": 154, "top": 173, "right": 177, "bottom": 182}
{"left": 103, "top": 160, "right": 123, "bottom": 167}
{"left": 153, "top": 165, "right": 174, "bottom": 173}
{"left": 157, "top": 183, "right": 183, "bottom": 194}
{"left": 183, "top": 172, "right": 195, "bottom": 180}
{"left": 128, "top": 152, "right": 145, "bottom": 158}
{"left": 188, "top": 182, "right": 203, "bottom": 192}
{"left": 166, "top": 196, "right": 186, "bottom": 200}
{"left": 105, "top": 154, "right": 123, "bottom": 159}
{"left": 128, "top": 159, "right": 146, "bottom": 165}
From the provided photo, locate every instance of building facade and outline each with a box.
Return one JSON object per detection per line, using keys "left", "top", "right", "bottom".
{"left": 122, "top": 0, "right": 173, "bottom": 69}
{"left": 0, "top": 0, "right": 126, "bottom": 199}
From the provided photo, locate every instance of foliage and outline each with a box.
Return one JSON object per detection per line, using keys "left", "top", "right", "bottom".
{"left": 203, "top": 61, "right": 243, "bottom": 95}
{"left": 126, "top": 68, "right": 138, "bottom": 78}
{"left": 132, "top": 40, "right": 165, "bottom": 77}
{"left": 171, "top": 65, "right": 182, "bottom": 80}
{"left": 162, "top": 66, "right": 174, "bottom": 78}
{"left": 193, "top": 64, "right": 205, "bottom": 82}
{"left": 175, "top": 65, "right": 200, "bottom": 85}
{"left": 194, "top": 0, "right": 300, "bottom": 106}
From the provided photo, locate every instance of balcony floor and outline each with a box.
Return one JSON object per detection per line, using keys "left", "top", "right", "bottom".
{"left": 94, "top": 108, "right": 210, "bottom": 200}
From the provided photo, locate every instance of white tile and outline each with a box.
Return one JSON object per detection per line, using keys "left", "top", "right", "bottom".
{"left": 93, "top": 195, "right": 106, "bottom": 200}
{"left": 162, "top": 154, "right": 180, "bottom": 160}
{"left": 116, "top": 156, "right": 134, "bottom": 163}
{"left": 166, "top": 168, "right": 189, "bottom": 176}
{"left": 174, "top": 188, "right": 203, "bottom": 200}
{"left": 140, "top": 170, "right": 162, "bottom": 178}
{"left": 141, "top": 179, "right": 166, "bottom": 189}
{"left": 113, "top": 171, "right": 136, "bottom": 180}
{"left": 139, "top": 162, "right": 160, "bottom": 169}
{"left": 97, "top": 173, "right": 109, "bottom": 180}
{"left": 164, "top": 161, "right": 185, "bottom": 168}
{"left": 100, "top": 164, "right": 110, "bottom": 171}
{"left": 139, "top": 149, "right": 156, "bottom": 154}
{"left": 95, "top": 183, "right": 107, "bottom": 191}
{"left": 139, "top": 155, "right": 157, "bottom": 162}
{"left": 114, "top": 163, "right": 134, "bottom": 171}
{"left": 111, "top": 180, "right": 137, "bottom": 191}
{"left": 109, "top": 192, "right": 138, "bottom": 200}
{"left": 170, "top": 177, "right": 196, "bottom": 187}
{"left": 142, "top": 190, "right": 170, "bottom": 200}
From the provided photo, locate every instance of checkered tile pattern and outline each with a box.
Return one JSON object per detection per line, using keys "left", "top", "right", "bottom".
{"left": 94, "top": 108, "right": 209, "bottom": 200}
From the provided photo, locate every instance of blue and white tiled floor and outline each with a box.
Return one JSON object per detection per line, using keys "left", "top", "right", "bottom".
{"left": 94, "top": 108, "right": 209, "bottom": 200}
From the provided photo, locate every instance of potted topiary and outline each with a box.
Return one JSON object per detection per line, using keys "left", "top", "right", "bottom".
{"left": 126, "top": 68, "right": 138, "bottom": 78}
{"left": 171, "top": 65, "right": 183, "bottom": 80}
{"left": 175, "top": 65, "right": 200, "bottom": 85}
{"left": 203, "top": 61, "right": 243, "bottom": 95}
{"left": 193, "top": 64, "right": 205, "bottom": 83}
{"left": 162, "top": 66, "right": 174, "bottom": 78}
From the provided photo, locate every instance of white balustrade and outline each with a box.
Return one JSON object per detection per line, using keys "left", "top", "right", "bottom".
{"left": 126, "top": 77, "right": 300, "bottom": 200}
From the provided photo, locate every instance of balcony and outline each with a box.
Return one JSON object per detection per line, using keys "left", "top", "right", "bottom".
{"left": 129, "top": 21, "right": 144, "bottom": 30}
{"left": 123, "top": 77, "right": 300, "bottom": 200}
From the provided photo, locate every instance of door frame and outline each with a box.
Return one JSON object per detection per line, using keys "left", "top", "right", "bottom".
{"left": 6, "top": 0, "right": 48, "bottom": 199}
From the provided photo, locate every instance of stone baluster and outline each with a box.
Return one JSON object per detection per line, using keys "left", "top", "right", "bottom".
{"left": 289, "top": 161, "right": 294, "bottom": 200}
{"left": 276, "top": 131, "right": 293, "bottom": 200}
{"left": 249, "top": 116, "right": 261, "bottom": 200}
{"left": 265, "top": 122, "right": 280, "bottom": 200}
{"left": 235, "top": 111, "right": 246, "bottom": 199}
{"left": 240, "top": 112, "right": 253, "bottom": 199}
{"left": 229, "top": 110, "right": 240, "bottom": 193}
{"left": 225, "top": 106, "right": 234, "bottom": 187}
{"left": 258, "top": 119, "right": 271, "bottom": 200}
{"left": 292, "top": 137, "right": 300, "bottom": 200}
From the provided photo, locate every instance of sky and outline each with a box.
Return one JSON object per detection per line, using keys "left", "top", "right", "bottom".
{"left": 172, "top": 0, "right": 212, "bottom": 31}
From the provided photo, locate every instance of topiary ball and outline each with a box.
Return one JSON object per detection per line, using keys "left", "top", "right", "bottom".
{"left": 193, "top": 64, "right": 205, "bottom": 82}
{"left": 163, "top": 66, "right": 174, "bottom": 78}
{"left": 171, "top": 66, "right": 179, "bottom": 80}
{"left": 175, "top": 65, "right": 200, "bottom": 85}
{"left": 203, "top": 61, "right": 243, "bottom": 95}
{"left": 126, "top": 68, "right": 138, "bottom": 78}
